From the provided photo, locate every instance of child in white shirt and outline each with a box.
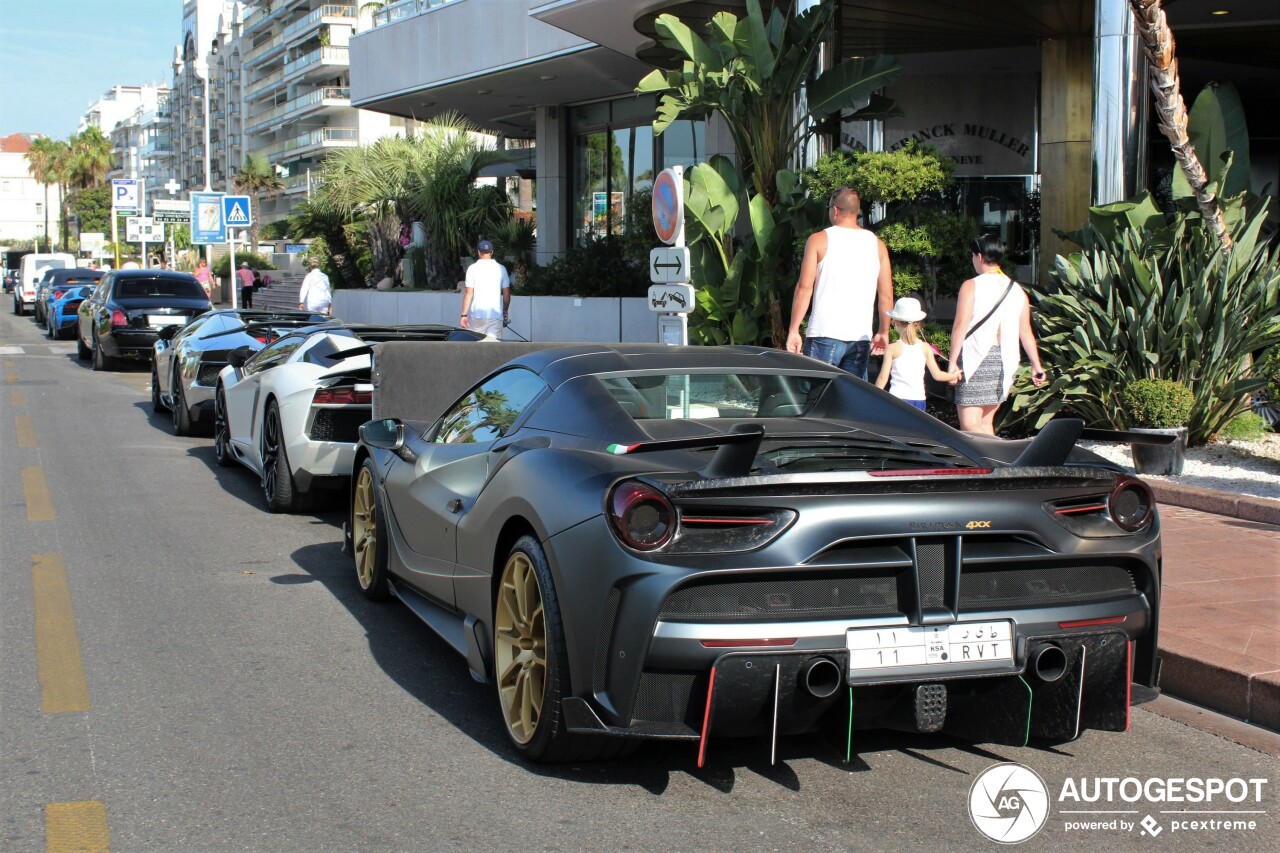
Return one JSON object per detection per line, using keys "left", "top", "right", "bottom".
{"left": 875, "top": 297, "right": 961, "bottom": 410}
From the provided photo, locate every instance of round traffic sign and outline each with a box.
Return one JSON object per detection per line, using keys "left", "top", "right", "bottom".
{"left": 651, "top": 167, "right": 684, "bottom": 245}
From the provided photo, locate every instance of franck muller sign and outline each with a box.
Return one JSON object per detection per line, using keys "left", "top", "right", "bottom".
{"left": 843, "top": 74, "right": 1036, "bottom": 177}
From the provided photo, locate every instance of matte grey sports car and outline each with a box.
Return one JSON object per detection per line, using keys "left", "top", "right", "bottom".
{"left": 349, "top": 343, "right": 1163, "bottom": 764}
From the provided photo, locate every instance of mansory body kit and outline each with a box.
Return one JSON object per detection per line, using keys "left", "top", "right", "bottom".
{"left": 350, "top": 343, "right": 1163, "bottom": 764}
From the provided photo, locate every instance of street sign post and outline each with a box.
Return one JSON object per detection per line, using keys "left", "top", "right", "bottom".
{"left": 651, "top": 166, "right": 684, "bottom": 246}
{"left": 651, "top": 167, "right": 690, "bottom": 345}
{"left": 220, "top": 196, "right": 252, "bottom": 310}
{"left": 151, "top": 199, "right": 191, "bottom": 224}
{"left": 111, "top": 179, "right": 139, "bottom": 213}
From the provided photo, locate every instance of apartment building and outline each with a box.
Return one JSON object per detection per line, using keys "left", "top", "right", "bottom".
{"left": 78, "top": 85, "right": 169, "bottom": 135}
{"left": 238, "top": 0, "right": 399, "bottom": 223}
{"left": 0, "top": 134, "right": 62, "bottom": 246}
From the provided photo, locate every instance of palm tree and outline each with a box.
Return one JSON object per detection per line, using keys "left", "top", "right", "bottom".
{"left": 50, "top": 140, "right": 74, "bottom": 251}
{"left": 233, "top": 153, "right": 285, "bottom": 253}
{"left": 287, "top": 196, "right": 363, "bottom": 288}
{"left": 1127, "top": 0, "right": 1230, "bottom": 252}
{"left": 69, "top": 127, "right": 115, "bottom": 188}
{"left": 24, "top": 136, "right": 58, "bottom": 250}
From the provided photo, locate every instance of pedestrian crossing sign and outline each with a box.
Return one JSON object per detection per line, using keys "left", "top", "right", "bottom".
{"left": 222, "top": 195, "right": 252, "bottom": 228}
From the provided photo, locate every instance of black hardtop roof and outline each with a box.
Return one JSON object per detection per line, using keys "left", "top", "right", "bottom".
{"left": 47, "top": 268, "right": 103, "bottom": 282}
{"left": 110, "top": 269, "right": 198, "bottom": 281}
{"left": 506, "top": 344, "right": 845, "bottom": 387}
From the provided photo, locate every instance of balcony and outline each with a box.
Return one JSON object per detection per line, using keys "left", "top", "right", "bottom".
{"left": 246, "top": 67, "right": 285, "bottom": 101}
{"left": 281, "top": 4, "right": 355, "bottom": 43}
{"left": 255, "top": 126, "right": 358, "bottom": 160}
{"left": 283, "top": 45, "right": 349, "bottom": 83}
{"left": 245, "top": 87, "right": 351, "bottom": 134}
{"left": 370, "top": 0, "right": 460, "bottom": 28}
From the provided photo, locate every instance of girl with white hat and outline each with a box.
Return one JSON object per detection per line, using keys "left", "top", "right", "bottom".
{"left": 874, "top": 296, "right": 961, "bottom": 411}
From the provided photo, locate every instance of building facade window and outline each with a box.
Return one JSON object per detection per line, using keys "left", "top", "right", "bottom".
{"left": 568, "top": 96, "right": 703, "bottom": 245}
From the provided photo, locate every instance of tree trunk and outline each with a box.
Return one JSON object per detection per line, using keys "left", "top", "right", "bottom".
{"left": 367, "top": 213, "right": 401, "bottom": 286}
{"left": 249, "top": 192, "right": 260, "bottom": 255}
{"left": 1127, "top": 0, "right": 1232, "bottom": 252}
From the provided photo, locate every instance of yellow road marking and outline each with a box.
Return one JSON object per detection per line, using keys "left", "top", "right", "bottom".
{"left": 45, "top": 801, "right": 110, "bottom": 852}
{"left": 12, "top": 389, "right": 27, "bottom": 407}
{"left": 3, "top": 357, "right": 13, "bottom": 368}
{"left": 5, "top": 370, "right": 17, "bottom": 384}
{"left": 32, "top": 554, "right": 91, "bottom": 713}
{"left": 23, "top": 467, "right": 55, "bottom": 521}
{"left": 17, "top": 414, "right": 37, "bottom": 448}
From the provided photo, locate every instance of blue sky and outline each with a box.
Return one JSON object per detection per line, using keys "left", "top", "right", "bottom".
{"left": 0, "top": 0, "right": 180, "bottom": 139}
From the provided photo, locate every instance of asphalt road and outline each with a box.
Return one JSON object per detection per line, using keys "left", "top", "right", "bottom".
{"left": 1, "top": 306, "right": 1277, "bottom": 853}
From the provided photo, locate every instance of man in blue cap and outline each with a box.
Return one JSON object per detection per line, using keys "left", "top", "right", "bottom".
{"left": 460, "top": 239, "right": 510, "bottom": 339}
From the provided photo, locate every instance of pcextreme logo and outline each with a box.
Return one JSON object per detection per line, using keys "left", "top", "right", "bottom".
{"left": 969, "top": 763, "right": 1051, "bottom": 844}
{"left": 966, "top": 520, "right": 992, "bottom": 529}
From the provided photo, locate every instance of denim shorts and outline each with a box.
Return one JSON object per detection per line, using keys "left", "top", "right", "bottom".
{"left": 803, "top": 337, "right": 871, "bottom": 381}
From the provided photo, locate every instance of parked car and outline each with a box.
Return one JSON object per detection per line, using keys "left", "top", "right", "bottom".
{"left": 3, "top": 269, "right": 18, "bottom": 293}
{"left": 152, "top": 308, "right": 328, "bottom": 436}
{"left": 214, "top": 324, "right": 484, "bottom": 512}
{"left": 45, "top": 284, "right": 96, "bottom": 340}
{"left": 348, "top": 343, "right": 1164, "bottom": 763}
{"left": 76, "top": 270, "right": 211, "bottom": 371}
{"left": 13, "top": 253, "right": 74, "bottom": 315}
{"left": 35, "top": 267, "right": 103, "bottom": 327}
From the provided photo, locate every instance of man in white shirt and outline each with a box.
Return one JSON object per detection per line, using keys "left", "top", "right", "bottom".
{"left": 460, "top": 240, "right": 510, "bottom": 339}
{"left": 297, "top": 258, "right": 333, "bottom": 315}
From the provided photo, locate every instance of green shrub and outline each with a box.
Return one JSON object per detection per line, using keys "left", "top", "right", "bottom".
{"left": 1123, "top": 379, "right": 1193, "bottom": 428}
{"left": 213, "top": 252, "right": 276, "bottom": 278}
{"left": 1218, "top": 411, "right": 1269, "bottom": 441}
{"left": 1260, "top": 347, "right": 1280, "bottom": 406}
{"left": 524, "top": 238, "right": 649, "bottom": 297}
{"left": 1006, "top": 193, "right": 1280, "bottom": 445}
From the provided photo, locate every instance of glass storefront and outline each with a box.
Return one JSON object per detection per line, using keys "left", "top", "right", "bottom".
{"left": 569, "top": 97, "right": 702, "bottom": 244}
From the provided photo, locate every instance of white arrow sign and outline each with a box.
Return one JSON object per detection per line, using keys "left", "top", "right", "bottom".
{"left": 650, "top": 246, "right": 690, "bottom": 284}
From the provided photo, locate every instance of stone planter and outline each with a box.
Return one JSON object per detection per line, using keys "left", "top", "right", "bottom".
{"left": 1129, "top": 426, "right": 1188, "bottom": 476}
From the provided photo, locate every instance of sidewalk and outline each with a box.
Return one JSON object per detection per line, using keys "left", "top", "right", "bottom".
{"left": 1151, "top": 484, "right": 1280, "bottom": 731}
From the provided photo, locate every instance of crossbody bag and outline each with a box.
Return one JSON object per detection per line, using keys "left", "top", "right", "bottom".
{"left": 957, "top": 277, "right": 1016, "bottom": 373}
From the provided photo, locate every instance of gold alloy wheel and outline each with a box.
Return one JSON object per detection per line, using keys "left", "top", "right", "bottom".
{"left": 352, "top": 467, "right": 378, "bottom": 589}
{"left": 495, "top": 551, "right": 547, "bottom": 745}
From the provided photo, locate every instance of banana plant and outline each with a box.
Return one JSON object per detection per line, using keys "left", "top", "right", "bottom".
{"left": 637, "top": 0, "right": 900, "bottom": 346}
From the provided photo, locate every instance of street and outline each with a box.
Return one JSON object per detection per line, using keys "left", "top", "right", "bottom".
{"left": 2, "top": 308, "right": 1277, "bottom": 853}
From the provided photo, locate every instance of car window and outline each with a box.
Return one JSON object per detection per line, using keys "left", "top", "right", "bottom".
{"left": 91, "top": 276, "right": 112, "bottom": 300}
{"left": 114, "top": 275, "right": 205, "bottom": 299}
{"left": 245, "top": 335, "right": 306, "bottom": 375}
{"left": 435, "top": 368, "right": 547, "bottom": 445}
{"left": 180, "top": 314, "right": 215, "bottom": 339}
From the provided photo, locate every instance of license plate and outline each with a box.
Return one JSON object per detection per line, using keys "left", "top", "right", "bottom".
{"left": 149, "top": 315, "right": 183, "bottom": 327}
{"left": 846, "top": 621, "right": 1013, "bottom": 671}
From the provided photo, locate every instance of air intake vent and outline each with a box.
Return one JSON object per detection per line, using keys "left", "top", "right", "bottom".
{"left": 959, "top": 564, "right": 1136, "bottom": 611}
{"left": 592, "top": 588, "right": 621, "bottom": 695}
{"left": 659, "top": 572, "right": 900, "bottom": 623}
{"left": 916, "top": 541, "right": 947, "bottom": 609}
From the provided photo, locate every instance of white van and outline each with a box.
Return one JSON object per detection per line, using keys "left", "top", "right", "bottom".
{"left": 14, "top": 253, "right": 75, "bottom": 315}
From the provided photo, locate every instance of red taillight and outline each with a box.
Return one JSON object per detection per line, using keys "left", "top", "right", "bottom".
{"left": 700, "top": 638, "right": 797, "bottom": 648}
{"left": 868, "top": 467, "right": 993, "bottom": 477}
{"left": 608, "top": 481, "right": 675, "bottom": 551}
{"left": 1058, "top": 615, "right": 1126, "bottom": 629}
{"left": 110, "top": 309, "right": 129, "bottom": 326}
{"left": 53, "top": 289, "right": 64, "bottom": 300}
{"left": 1108, "top": 475, "right": 1154, "bottom": 531}
{"left": 312, "top": 386, "right": 372, "bottom": 405}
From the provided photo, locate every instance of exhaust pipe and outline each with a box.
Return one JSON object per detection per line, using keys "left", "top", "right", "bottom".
{"left": 1028, "top": 643, "right": 1068, "bottom": 683}
{"left": 800, "top": 657, "right": 842, "bottom": 698}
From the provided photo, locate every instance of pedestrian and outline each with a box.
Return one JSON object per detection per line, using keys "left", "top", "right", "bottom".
{"left": 298, "top": 257, "right": 332, "bottom": 316}
{"left": 948, "top": 234, "right": 1048, "bottom": 435}
{"left": 87, "top": 260, "right": 99, "bottom": 270}
{"left": 236, "top": 261, "right": 256, "bottom": 309}
{"left": 194, "top": 257, "right": 213, "bottom": 301}
{"left": 874, "top": 297, "right": 962, "bottom": 411}
{"left": 460, "top": 239, "right": 510, "bottom": 339}
{"left": 786, "top": 186, "right": 894, "bottom": 380}
{"left": 122, "top": 258, "right": 141, "bottom": 270}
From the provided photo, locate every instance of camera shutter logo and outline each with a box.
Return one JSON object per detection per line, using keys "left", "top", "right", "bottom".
{"left": 969, "top": 762, "right": 1051, "bottom": 844}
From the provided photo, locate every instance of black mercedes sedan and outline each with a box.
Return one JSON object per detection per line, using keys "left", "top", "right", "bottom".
{"left": 77, "top": 270, "right": 211, "bottom": 370}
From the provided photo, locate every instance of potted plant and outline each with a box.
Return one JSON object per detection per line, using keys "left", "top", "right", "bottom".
{"left": 1123, "top": 378, "right": 1194, "bottom": 475}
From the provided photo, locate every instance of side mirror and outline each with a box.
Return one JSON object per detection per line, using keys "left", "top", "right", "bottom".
{"left": 226, "top": 345, "right": 255, "bottom": 368}
{"left": 359, "top": 418, "right": 404, "bottom": 450}
{"left": 157, "top": 324, "right": 181, "bottom": 341}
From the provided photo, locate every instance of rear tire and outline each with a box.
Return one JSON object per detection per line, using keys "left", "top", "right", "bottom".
{"left": 171, "top": 368, "right": 191, "bottom": 435}
{"left": 261, "top": 401, "right": 309, "bottom": 513}
{"left": 91, "top": 333, "right": 113, "bottom": 371}
{"left": 150, "top": 362, "right": 163, "bottom": 413}
{"left": 351, "top": 459, "right": 390, "bottom": 600}
{"left": 494, "top": 535, "right": 631, "bottom": 762}
{"left": 213, "top": 386, "right": 233, "bottom": 467}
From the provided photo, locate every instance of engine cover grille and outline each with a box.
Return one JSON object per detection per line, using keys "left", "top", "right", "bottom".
{"left": 959, "top": 564, "right": 1136, "bottom": 611}
{"left": 308, "top": 408, "right": 368, "bottom": 442}
{"left": 659, "top": 571, "right": 900, "bottom": 623}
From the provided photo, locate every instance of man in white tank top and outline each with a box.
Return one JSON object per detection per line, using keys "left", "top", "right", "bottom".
{"left": 786, "top": 187, "right": 894, "bottom": 381}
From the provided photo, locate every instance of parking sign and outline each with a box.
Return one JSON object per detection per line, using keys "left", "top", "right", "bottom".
{"left": 112, "top": 179, "right": 139, "bottom": 212}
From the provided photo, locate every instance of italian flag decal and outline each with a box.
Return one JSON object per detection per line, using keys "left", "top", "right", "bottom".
{"left": 607, "top": 443, "right": 640, "bottom": 455}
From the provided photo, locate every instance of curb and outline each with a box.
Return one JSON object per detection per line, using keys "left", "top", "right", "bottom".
{"left": 1148, "top": 482, "right": 1280, "bottom": 733}
{"left": 1149, "top": 481, "right": 1280, "bottom": 526}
